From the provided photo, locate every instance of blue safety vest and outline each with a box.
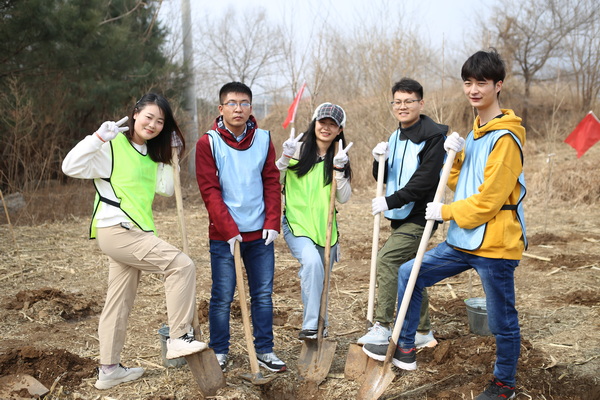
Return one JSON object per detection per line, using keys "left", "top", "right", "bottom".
{"left": 384, "top": 130, "right": 425, "bottom": 220}
{"left": 207, "top": 129, "right": 270, "bottom": 232}
{"left": 447, "top": 129, "right": 527, "bottom": 251}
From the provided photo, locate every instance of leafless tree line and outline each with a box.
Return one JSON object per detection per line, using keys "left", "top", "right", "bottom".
{"left": 153, "top": 0, "right": 597, "bottom": 186}
{"left": 164, "top": 0, "right": 598, "bottom": 132}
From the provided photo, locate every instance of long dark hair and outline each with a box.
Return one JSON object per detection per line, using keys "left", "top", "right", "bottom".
{"left": 290, "top": 119, "right": 352, "bottom": 185}
{"left": 125, "top": 93, "right": 185, "bottom": 164}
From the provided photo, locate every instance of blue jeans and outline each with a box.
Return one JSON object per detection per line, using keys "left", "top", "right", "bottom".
{"left": 282, "top": 218, "right": 337, "bottom": 330}
{"left": 208, "top": 238, "right": 274, "bottom": 355}
{"left": 397, "top": 241, "right": 520, "bottom": 386}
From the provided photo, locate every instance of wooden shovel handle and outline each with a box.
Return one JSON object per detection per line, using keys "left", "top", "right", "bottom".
{"left": 172, "top": 148, "right": 200, "bottom": 335}
{"left": 234, "top": 241, "right": 261, "bottom": 374}
{"left": 367, "top": 153, "right": 386, "bottom": 324}
{"left": 172, "top": 148, "right": 189, "bottom": 254}
{"left": 385, "top": 150, "right": 456, "bottom": 363}
{"left": 318, "top": 142, "right": 338, "bottom": 340}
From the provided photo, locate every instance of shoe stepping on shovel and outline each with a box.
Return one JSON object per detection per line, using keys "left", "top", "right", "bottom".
{"left": 356, "top": 149, "right": 457, "bottom": 400}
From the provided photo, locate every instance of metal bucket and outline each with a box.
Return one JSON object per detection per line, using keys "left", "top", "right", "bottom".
{"left": 158, "top": 325, "right": 187, "bottom": 368}
{"left": 464, "top": 297, "right": 492, "bottom": 336}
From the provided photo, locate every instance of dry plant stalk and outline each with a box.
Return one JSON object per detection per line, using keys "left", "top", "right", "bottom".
{"left": 0, "top": 189, "right": 24, "bottom": 279}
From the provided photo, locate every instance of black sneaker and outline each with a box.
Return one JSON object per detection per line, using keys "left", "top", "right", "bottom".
{"left": 298, "top": 328, "right": 328, "bottom": 340}
{"left": 475, "top": 377, "right": 516, "bottom": 399}
{"left": 215, "top": 353, "right": 227, "bottom": 372}
{"left": 256, "top": 351, "right": 287, "bottom": 372}
{"left": 362, "top": 343, "right": 417, "bottom": 370}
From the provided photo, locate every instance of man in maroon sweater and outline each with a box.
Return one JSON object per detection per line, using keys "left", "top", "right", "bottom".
{"left": 195, "top": 82, "right": 285, "bottom": 373}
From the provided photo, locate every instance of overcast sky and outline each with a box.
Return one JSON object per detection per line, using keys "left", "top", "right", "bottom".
{"left": 182, "top": 0, "right": 494, "bottom": 49}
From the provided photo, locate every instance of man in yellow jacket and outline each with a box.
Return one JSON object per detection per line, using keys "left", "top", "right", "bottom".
{"left": 363, "top": 49, "right": 526, "bottom": 400}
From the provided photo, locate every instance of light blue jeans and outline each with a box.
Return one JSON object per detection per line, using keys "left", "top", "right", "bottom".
{"left": 282, "top": 217, "right": 338, "bottom": 330}
{"left": 397, "top": 241, "right": 520, "bottom": 386}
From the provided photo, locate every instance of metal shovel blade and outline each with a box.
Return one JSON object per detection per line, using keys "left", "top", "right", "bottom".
{"left": 297, "top": 338, "right": 337, "bottom": 384}
{"left": 0, "top": 374, "right": 49, "bottom": 399}
{"left": 240, "top": 371, "right": 277, "bottom": 385}
{"left": 355, "top": 359, "right": 395, "bottom": 400}
{"left": 344, "top": 343, "right": 370, "bottom": 382}
{"left": 184, "top": 348, "right": 226, "bottom": 396}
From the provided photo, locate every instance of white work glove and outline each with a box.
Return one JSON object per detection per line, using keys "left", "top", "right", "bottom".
{"left": 372, "top": 141, "right": 389, "bottom": 161}
{"left": 262, "top": 229, "right": 279, "bottom": 245}
{"left": 282, "top": 129, "right": 305, "bottom": 158}
{"left": 333, "top": 142, "right": 353, "bottom": 169}
{"left": 372, "top": 196, "right": 389, "bottom": 215}
{"left": 227, "top": 234, "right": 242, "bottom": 256}
{"left": 425, "top": 202, "right": 444, "bottom": 221}
{"left": 95, "top": 116, "right": 129, "bottom": 142}
{"left": 444, "top": 131, "right": 465, "bottom": 153}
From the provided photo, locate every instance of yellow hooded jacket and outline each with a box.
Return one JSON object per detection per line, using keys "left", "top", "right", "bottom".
{"left": 442, "top": 109, "right": 526, "bottom": 260}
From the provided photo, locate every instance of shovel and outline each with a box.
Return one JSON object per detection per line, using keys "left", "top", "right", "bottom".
{"left": 234, "top": 241, "right": 277, "bottom": 385}
{"left": 345, "top": 152, "right": 386, "bottom": 381}
{"left": 172, "top": 148, "right": 226, "bottom": 396}
{"left": 297, "top": 151, "right": 338, "bottom": 384}
{"left": 356, "top": 149, "right": 456, "bottom": 400}
{"left": 0, "top": 374, "right": 48, "bottom": 399}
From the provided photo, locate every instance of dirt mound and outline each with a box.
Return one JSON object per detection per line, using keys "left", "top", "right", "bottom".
{"left": 0, "top": 346, "right": 96, "bottom": 391}
{"left": 3, "top": 287, "right": 100, "bottom": 322}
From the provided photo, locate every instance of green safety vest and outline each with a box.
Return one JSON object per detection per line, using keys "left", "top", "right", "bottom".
{"left": 90, "top": 133, "right": 157, "bottom": 238}
{"left": 284, "top": 159, "right": 338, "bottom": 247}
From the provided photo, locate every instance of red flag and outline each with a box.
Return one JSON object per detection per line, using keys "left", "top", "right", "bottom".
{"left": 564, "top": 111, "right": 600, "bottom": 158}
{"left": 282, "top": 82, "right": 307, "bottom": 129}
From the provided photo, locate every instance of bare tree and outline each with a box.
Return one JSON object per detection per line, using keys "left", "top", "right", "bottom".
{"left": 565, "top": 0, "right": 600, "bottom": 111}
{"left": 489, "top": 0, "right": 596, "bottom": 128}
{"left": 193, "top": 7, "right": 285, "bottom": 99}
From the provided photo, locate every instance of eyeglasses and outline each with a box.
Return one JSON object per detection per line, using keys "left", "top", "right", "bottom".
{"left": 221, "top": 102, "right": 252, "bottom": 109}
{"left": 390, "top": 99, "right": 422, "bottom": 108}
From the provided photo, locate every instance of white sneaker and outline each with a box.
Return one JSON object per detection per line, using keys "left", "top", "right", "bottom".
{"left": 94, "top": 364, "right": 144, "bottom": 390}
{"left": 166, "top": 330, "right": 208, "bottom": 359}
{"left": 357, "top": 322, "right": 391, "bottom": 345}
{"left": 415, "top": 330, "right": 438, "bottom": 348}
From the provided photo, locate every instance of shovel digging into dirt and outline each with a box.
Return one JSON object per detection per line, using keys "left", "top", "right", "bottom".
{"left": 172, "top": 148, "right": 226, "bottom": 396}
{"left": 345, "top": 153, "right": 386, "bottom": 382}
{"left": 297, "top": 160, "right": 338, "bottom": 384}
{"left": 356, "top": 150, "right": 456, "bottom": 400}
{"left": 233, "top": 241, "right": 277, "bottom": 385}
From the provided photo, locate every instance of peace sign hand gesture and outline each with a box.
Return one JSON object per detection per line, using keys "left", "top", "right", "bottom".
{"left": 95, "top": 116, "right": 129, "bottom": 142}
{"left": 282, "top": 128, "right": 305, "bottom": 158}
{"left": 333, "top": 142, "right": 353, "bottom": 169}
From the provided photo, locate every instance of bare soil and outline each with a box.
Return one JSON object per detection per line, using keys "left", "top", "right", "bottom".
{"left": 1, "top": 185, "right": 599, "bottom": 399}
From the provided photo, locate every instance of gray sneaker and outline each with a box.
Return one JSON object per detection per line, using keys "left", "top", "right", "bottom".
{"left": 94, "top": 364, "right": 144, "bottom": 390}
{"left": 357, "top": 322, "right": 391, "bottom": 345}
{"left": 415, "top": 330, "right": 438, "bottom": 348}
{"left": 256, "top": 351, "right": 286, "bottom": 372}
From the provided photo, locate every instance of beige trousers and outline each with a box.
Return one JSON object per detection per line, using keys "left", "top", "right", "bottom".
{"left": 96, "top": 224, "right": 196, "bottom": 364}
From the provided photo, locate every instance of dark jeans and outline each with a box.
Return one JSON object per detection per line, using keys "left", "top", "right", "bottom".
{"left": 397, "top": 241, "right": 520, "bottom": 386}
{"left": 208, "top": 238, "right": 275, "bottom": 355}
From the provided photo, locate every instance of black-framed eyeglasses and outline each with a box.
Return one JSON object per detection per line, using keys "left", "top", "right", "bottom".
{"left": 390, "top": 99, "right": 422, "bottom": 108}
{"left": 221, "top": 102, "right": 252, "bottom": 109}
